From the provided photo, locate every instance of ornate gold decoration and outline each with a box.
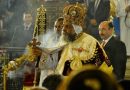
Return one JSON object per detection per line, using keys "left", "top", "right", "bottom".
{"left": 28, "top": 38, "right": 41, "bottom": 48}
{"left": 71, "top": 33, "right": 97, "bottom": 61}
{"left": 3, "top": 5, "right": 47, "bottom": 89}
{"left": 110, "top": 0, "right": 116, "bottom": 17}
{"left": 27, "top": 39, "right": 42, "bottom": 87}
{"left": 2, "top": 55, "right": 27, "bottom": 90}
{"left": 70, "top": 56, "right": 83, "bottom": 70}
{"left": 27, "top": 38, "right": 42, "bottom": 61}
{"left": 63, "top": 2, "right": 87, "bottom": 27}
{"left": 69, "top": 33, "right": 98, "bottom": 70}
{"left": 72, "top": 47, "right": 87, "bottom": 52}
{"left": 33, "top": 5, "right": 46, "bottom": 37}
{"left": 2, "top": 38, "right": 42, "bottom": 90}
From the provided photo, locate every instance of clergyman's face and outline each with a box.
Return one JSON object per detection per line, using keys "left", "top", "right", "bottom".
{"left": 54, "top": 20, "right": 63, "bottom": 35}
{"left": 62, "top": 24, "right": 76, "bottom": 42}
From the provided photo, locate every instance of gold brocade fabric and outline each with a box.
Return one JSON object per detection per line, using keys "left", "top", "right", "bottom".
{"left": 70, "top": 33, "right": 97, "bottom": 61}
{"left": 56, "top": 33, "right": 107, "bottom": 74}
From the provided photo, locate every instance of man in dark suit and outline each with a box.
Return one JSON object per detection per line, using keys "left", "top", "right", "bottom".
{"left": 86, "top": 0, "right": 110, "bottom": 41}
{"left": 10, "top": 12, "right": 34, "bottom": 47}
{"left": 98, "top": 21, "right": 127, "bottom": 81}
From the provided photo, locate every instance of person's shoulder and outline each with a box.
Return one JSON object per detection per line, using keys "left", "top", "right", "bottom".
{"left": 113, "top": 37, "right": 126, "bottom": 47}
{"left": 83, "top": 33, "right": 98, "bottom": 41}
{"left": 81, "top": 33, "right": 99, "bottom": 44}
{"left": 82, "top": 33, "right": 93, "bottom": 38}
{"left": 113, "top": 37, "right": 123, "bottom": 43}
{"left": 14, "top": 25, "right": 23, "bottom": 30}
{"left": 118, "top": 40, "right": 126, "bottom": 47}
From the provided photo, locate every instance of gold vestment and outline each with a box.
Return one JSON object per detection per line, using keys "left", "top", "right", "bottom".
{"left": 56, "top": 33, "right": 112, "bottom": 75}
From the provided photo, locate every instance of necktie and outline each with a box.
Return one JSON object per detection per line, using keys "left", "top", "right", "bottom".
{"left": 101, "top": 41, "right": 106, "bottom": 47}
{"left": 24, "top": 26, "right": 30, "bottom": 30}
{"left": 94, "top": 0, "right": 100, "bottom": 11}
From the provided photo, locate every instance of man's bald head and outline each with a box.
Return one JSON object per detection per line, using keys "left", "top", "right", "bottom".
{"left": 98, "top": 21, "right": 114, "bottom": 40}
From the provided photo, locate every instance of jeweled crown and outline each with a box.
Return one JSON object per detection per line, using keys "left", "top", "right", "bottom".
{"left": 63, "top": 2, "right": 87, "bottom": 27}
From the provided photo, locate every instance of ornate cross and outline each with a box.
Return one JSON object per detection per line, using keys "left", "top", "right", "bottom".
{"left": 72, "top": 47, "right": 87, "bottom": 52}
{"left": 28, "top": 38, "right": 41, "bottom": 48}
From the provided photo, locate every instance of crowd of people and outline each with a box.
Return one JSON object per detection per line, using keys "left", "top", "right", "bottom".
{"left": 31, "top": 1, "right": 129, "bottom": 90}
{"left": 38, "top": 1, "right": 130, "bottom": 90}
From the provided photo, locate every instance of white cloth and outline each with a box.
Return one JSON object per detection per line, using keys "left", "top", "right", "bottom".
{"left": 38, "top": 49, "right": 59, "bottom": 87}
{"left": 72, "top": 24, "right": 83, "bottom": 34}
{"left": 116, "top": 0, "right": 130, "bottom": 55}
{"left": 38, "top": 30, "right": 63, "bottom": 87}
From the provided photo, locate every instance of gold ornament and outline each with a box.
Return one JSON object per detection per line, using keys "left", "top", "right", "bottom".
{"left": 110, "top": 0, "right": 116, "bottom": 17}
{"left": 33, "top": 5, "right": 46, "bottom": 37}
{"left": 2, "top": 4, "right": 47, "bottom": 89}
{"left": 70, "top": 56, "right": 83, "bottom": 70}
{"left": 63, "top": 2, "right": 87, "bottom": 27}
{"left": 2, "top": 38, "right": 42, "bottom": 90}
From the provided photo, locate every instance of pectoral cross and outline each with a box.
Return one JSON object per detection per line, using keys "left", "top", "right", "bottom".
{"left": 28, "top": 38, "right": 41, "bottom": 48}
{"left": 73, "top": 47, "right": 87, "bottom": 52}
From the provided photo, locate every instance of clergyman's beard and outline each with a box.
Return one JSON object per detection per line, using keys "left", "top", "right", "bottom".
{"left": 63, "top": 33, "right": 77, "bottom": 42}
